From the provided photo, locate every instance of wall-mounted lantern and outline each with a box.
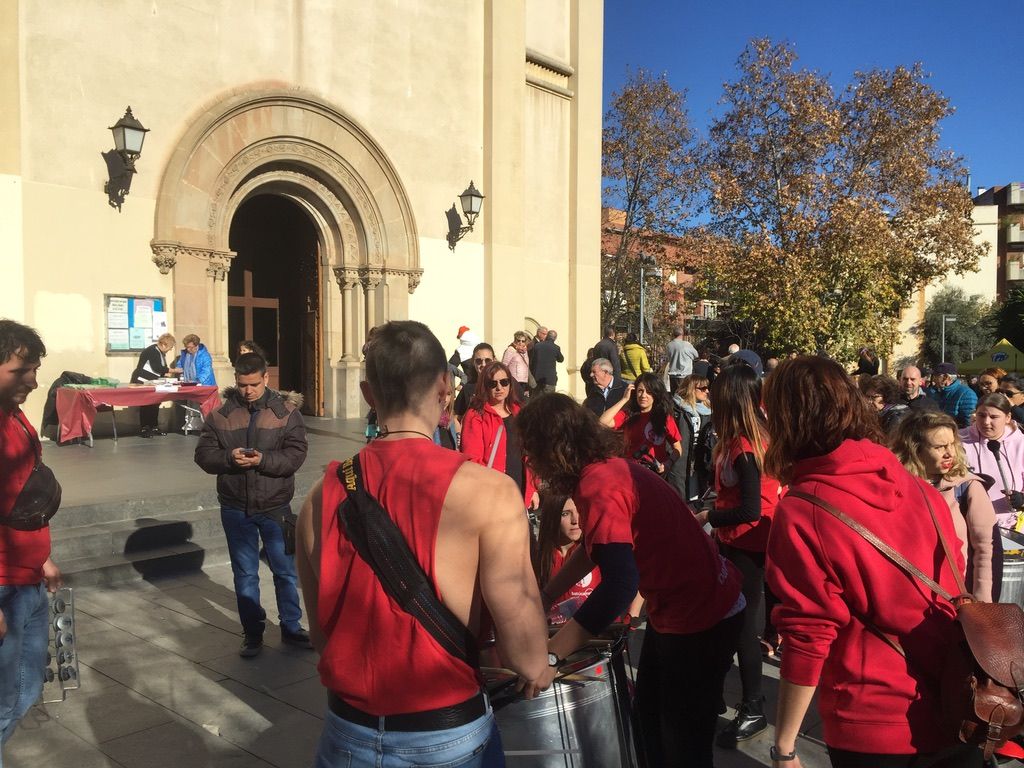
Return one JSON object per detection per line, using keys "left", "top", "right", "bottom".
{"left": 445, "top": 181, "right": 485, "bottom": 250}
{"left": 102, "top": 106, "right": 149, "bottom": 211}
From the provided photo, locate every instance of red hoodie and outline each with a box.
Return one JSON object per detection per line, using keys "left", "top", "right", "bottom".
{"left": 766, "top": 439, "right": 966, "bottom": 755}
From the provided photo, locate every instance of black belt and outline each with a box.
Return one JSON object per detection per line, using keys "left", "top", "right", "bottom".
{"left": 327, "top": 690, "right": 487, "bottom": 732}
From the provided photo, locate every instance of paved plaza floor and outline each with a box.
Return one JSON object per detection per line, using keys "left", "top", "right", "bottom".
{"left": 4, "top": 560, "right": 837, "bottom": 768}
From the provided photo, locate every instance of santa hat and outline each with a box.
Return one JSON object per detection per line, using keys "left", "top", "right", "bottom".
{"left": 457, "top": 325, "right": 470, "bottom": 338}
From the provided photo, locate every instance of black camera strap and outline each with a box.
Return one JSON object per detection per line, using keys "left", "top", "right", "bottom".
{"left": 335, "top": 456, "right": 478, "bottom": 667}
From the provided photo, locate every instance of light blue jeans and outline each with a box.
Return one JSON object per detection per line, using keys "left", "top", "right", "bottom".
{"left": 313, "top": 701, "right": 505, "bottom": 768}
{"left": 0, "top": 582, "right": 49, "bottom": 751}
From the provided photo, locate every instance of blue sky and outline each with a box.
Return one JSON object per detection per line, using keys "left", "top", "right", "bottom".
{"left": 602, "top": 1, "right": 1022, "bottom": 192}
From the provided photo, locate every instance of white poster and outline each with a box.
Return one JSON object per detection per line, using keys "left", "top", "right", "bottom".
{"left": 108, "top": 328, "right": 130, "bottom": 351}
{"left": 151, "top": 311, "right": 168, "bottom": 341}
{"left": 134, "top": 300, "right": 153, "bottom": 331}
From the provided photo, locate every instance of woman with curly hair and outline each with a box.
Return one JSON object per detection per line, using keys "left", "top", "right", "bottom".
{"left": 693, "top": 364, "right": 780, "bottom": 748}
{"left": 890, "top": 410, "right": 998, "bottom": 602}
{"left": 517, "top": 394, "right": 744, "bottom": 768}
{"left": 598, "top": 372, "right": 682, "bottom": 474}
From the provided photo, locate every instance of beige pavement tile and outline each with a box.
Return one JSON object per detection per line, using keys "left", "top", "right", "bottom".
{"left": 5, "top": 705, "right": 124, "bottom": 768}
{"left": 99, "top": 719, "right": 275, "bottom": 768}
{"left": 200, "top": 646, "right": 319, "bottom": 692}
{"left": 41, "top": 683, "right": 174, "bottom": 745}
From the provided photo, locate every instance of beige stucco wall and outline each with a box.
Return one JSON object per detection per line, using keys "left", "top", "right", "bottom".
{"left": 891, "top": 203, "right": 1000, "bottom": 366}
{"left": 7, "top": 0, "right": 603, "bottom": 426}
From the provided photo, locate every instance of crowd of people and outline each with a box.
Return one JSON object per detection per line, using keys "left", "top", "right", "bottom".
{"left": 4, "top": 314, "right": 1023, "bottom": 768}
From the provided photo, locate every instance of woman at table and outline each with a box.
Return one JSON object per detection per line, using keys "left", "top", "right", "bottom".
{"left": 131, "top": 333, "right": 176, "bottom": 438}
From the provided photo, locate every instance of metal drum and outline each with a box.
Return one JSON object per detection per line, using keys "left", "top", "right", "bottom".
{"left": 484, "top": 633, "right": 639, "bottom": 768}
{"left": 1001, "top": 555, "right": 1024, "bottom": 609}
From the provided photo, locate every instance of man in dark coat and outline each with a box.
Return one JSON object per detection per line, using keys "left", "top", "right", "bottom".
{"left": 583, "top": 358, "right": 628, "bottom": 416}
{"left": 529, "top": 329, "right": 564, "bottom": 393}
{"left": 593, "top": 326, "right": 621, "bottom": 380}
{"left": 195, "top": 352, "right": 312, "bottom": 658}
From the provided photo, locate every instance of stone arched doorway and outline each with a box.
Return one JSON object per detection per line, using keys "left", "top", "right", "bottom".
{"left": 148, "top": 89, "right": 421, "bottom": 418}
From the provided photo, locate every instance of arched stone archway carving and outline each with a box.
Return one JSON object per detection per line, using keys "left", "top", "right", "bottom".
{"left": 149, "top": 88, "right": 420, "bottom": 417}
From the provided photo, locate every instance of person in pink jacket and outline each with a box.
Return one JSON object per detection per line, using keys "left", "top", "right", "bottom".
{"left": 501, "top": 331, "right": 531, "bottom": 399}
{"left": 959, "top": 392, "right": 1024, "bottom": 531}
{"left": 891, "top": 410, "right": 997, "bottom": 602}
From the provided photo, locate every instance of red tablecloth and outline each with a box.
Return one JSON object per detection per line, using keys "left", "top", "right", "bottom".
{"left": 56, "top": 385, "right": 221, "bottom": 443}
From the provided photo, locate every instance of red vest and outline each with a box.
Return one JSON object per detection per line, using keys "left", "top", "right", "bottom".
{"left": 714, "top": 436, "right": 779, "bottom": 552}
{"left": 317, "top": 439, "right": 480, "bottom": 715}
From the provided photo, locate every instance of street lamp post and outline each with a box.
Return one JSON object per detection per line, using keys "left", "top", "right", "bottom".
{"left": 638, "top": 254, "right": 661, "bottom": 344}
{"left": 941, "top": 314, "right": 957, "bottom": 363}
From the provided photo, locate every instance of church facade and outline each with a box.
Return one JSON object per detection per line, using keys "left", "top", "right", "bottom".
{"left": 1, "top": 1, "right": 603, "bottom": 424}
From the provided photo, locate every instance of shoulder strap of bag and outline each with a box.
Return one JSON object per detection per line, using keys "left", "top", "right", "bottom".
{"left": 335, "top": 455, "right": 478, "bottom": 667}
{"left": 787, "top": 487, "right": 964, "bottom": 602}
{"left": 486, "top": 423, "right": 505, "bottom": 469}
{"left": 13, "top": 412, "right": 41, "bottom": 466}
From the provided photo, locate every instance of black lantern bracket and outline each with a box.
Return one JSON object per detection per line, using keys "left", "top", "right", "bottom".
{"left": 102, "top": 106, "right": 149, "bottom": 211}
{"left": 446, "top": 181, "right": 485, "bottom": 250}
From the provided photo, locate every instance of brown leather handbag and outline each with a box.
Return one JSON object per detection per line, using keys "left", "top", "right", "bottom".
{"left": 788, "top": 484, "right": 1024, "bottom": 759}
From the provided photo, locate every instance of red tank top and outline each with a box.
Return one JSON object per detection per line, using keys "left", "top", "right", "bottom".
{"left": 317, "top": 439, "right": 480, "bottom": 715}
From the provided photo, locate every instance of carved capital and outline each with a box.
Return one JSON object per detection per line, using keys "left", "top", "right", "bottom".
{"left": 332, "top": 266, "right": 361, "bottom": 292}
{"left": 360, "top": 267, "right": 384, "bottom": 291}
{"left": 206, "top": 251, "right": 235, "bottom": 281}
{"left": 150, "top": 243, "right": 178, "bottom": 274}
{"left": 405, "top": 269, "right": 424, "bottom": 294}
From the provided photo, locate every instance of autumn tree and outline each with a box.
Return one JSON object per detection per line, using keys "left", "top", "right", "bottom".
{"left": 919, "top": 286, "right": 994, "bottom": 366}
{"left": 695, "top": 39, "right": 986, "bottom": 359}
{"left": 988, "top": 287, "right": 1024, "bottom": 353}
{"left": 602, "top": 70, "right": 694, "bottom": 334}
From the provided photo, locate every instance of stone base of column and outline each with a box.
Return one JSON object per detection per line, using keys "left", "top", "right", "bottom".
{"left": 325, "top": 360, "right": 365, "bottom": 419}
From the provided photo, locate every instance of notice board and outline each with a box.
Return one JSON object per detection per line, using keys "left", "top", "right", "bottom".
{"left": 105, "top": 294, "right": 168, "bottom": 356}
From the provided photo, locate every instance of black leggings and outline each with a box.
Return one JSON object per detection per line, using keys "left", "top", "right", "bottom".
{"left": 635, "top": 610, "right": 744, "bottom": 768}
{"left": 719, "top": 543, "right": 765, "bottom": 701}
{"left": 828, "top": 743, "right": 982, "bottom": 768}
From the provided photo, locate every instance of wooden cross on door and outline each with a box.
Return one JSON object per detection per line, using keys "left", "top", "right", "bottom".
{"left": 228, "top": 269, "right": 280, "bottom": 387}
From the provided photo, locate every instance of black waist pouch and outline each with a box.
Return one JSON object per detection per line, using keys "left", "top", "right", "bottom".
{"left": 7, "top": 462, "right": 62, "bottom": 531}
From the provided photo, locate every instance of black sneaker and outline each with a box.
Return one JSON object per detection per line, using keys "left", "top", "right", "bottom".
{"left": 280, "top": 627, "right": 314, "bottom": 650}
{"left": 239, "top": 634, "right": 263, "bottom": 658}
{"left": 716, "top": 696, "right": 768, "bottom": 747}
{"left": 139, "top": 427, "right": 152, "bottom": 438}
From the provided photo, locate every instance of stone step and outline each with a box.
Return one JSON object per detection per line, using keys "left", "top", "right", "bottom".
{"left": 59, "top": 536, "right": 233, "bottom": 587}
{"left": 49, "top": 507, "right": 225, "bottom": 562}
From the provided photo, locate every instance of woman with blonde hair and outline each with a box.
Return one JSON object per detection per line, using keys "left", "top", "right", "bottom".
{"left": 501, "top": 330, "right": 532, "bottom": 398}
{"left": 669, "top": 374, "right": 712, "bottom": 501}
{"left": 891, "top": 410, "right": 998, "bottom": 602}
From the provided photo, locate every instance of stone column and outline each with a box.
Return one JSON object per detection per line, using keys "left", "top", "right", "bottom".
{"left": 332, "top": 267, "right": 361, "bottom": 363}
{"left": 361, "top": 267, "right": 384, "bottom": 331}
{"left": 205, "top": 250, "right": 236, "bottom": 386}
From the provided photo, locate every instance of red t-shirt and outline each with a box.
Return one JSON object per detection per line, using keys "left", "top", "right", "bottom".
{"left": 714, "top": 436, "right": 780, "bottom": 551}
{"left": 574, "top": 458, "right": 742, "bottom": 634}
{"left": 0, "top": 409, "right": 52, "bottom": 584}
{"left": 547, "top": 541, "right": 601, "bottom": 625}
{"left": 612, "top": 410, "right": 682, "bottom": 464}
{"left": 317, "top": 440, "right": 480, "bottom": 714}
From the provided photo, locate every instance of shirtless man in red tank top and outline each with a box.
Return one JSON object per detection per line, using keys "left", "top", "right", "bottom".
{"left": 297, "top": 320, "right": 548, "bottom": 768}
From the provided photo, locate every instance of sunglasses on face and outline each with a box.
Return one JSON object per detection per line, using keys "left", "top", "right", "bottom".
{"left": 474, "top": 358, "right": 494, "bottom": 367}
{"left": 696, "top": 386, "right": 709, "bottom": 392}
{"left": 1001, "top": 390, "right": 1022, "bottom": 398}
{"left": 488, "top": 378, "right": 511, "bottom": 390}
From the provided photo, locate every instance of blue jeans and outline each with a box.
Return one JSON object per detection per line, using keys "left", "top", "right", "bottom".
{"left": 220, "top": 506, "right": 302, "bottom": 636}
{"left": 314, "top": 702, "right": 505, "bottom": 768}
{"left": 0, "top": 582, "right": 49, "bottom": 749}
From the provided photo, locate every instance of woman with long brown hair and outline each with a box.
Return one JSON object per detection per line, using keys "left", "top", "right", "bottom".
{"left": 460, "top": 360, "right": 534, "bottom": 504}
{"left": 517, "top": 393, "right": 745, "bottom": 767}
{"left": 535, "top": 493, "right": 601, "bottom": 626}
{"left": 693, "top": 363, "right": 780, "bottom": 748}
{"left": 598, "top": 371, "right": 682, "bottom": 474}
{"left": 763, "top": 357, "right": 977, "bottom": 768}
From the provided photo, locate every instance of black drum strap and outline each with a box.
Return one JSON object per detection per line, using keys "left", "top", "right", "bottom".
{"left": 335, "top": 456, "right": 478, "bottom": 668}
